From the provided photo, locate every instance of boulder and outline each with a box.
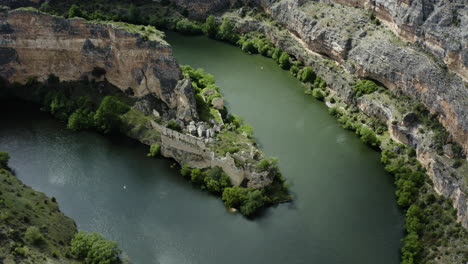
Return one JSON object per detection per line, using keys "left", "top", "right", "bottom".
{"left": 211, "top": 97, "right": 225, "bottom": 110}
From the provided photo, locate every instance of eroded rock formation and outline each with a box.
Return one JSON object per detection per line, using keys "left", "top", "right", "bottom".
{"left": 0, "top": 8, "right": 197, "bottom": 122}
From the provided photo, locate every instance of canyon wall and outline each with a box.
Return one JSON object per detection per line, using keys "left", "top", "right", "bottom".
{"left": 0, "top": 8, "right": 197, "bottom": 122}
{"left": 261, "top": 0, "right": 467, "bottom": 154}
{"left": 210, "top": 1, "right": 468, "bottom": 226}
{"left": 0, "top": 8, "right": 275, "bottom": 189}
{"left": 320, "top": 0, "right": 468, "bottom": 82}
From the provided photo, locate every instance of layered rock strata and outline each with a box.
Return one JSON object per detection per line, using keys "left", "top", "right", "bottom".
{"left": 0, "top": 8, "right": 198, "bottom": 122}
{"left": 216, "top": 2, "right": 468, "bottom": 226}
{"left": 0, "top": 9, "right": 275, "bottom": 188}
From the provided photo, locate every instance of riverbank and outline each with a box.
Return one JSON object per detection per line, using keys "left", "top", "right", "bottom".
{"left": 0, "top": 152, "right": 127, "bottom": 264}
{"left": 203, "top": 11, "right": 468, "bottom": 263}
{"left": 174, "top": 12, "right": 468, "bottom": 262}
{"left": 0, "top": 7, "right": 290, "bottom": 217}
{"left": 1, "top": 1, "right": 466, "bottom": 262}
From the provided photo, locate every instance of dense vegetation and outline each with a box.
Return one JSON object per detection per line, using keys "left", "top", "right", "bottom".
{"left": 179, "top": 65, "right": 290, "bottom": 216}
{"left": 180, "top": 65, "right": 224, "bottom": 123}
{"left": 71, "top": 231, "right": 121, "bottom": 264}
{"left": 9, "top": 2, "right": 468, "bottom": 261}
{"left": 180, "top": 156, "right": 289, "bottom": 217}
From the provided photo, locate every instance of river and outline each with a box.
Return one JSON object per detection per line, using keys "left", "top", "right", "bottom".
{"left": 0, "top": 32, "right": 404, "bottom": 264}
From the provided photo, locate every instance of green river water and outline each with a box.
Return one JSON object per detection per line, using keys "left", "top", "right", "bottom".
{"left": 0, "top": 32, "right": 404, "bottom": 264}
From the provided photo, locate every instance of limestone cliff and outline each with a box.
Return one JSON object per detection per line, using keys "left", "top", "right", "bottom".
{"left": 0, "top": 8, "right": 279, "bottom": 190}
{"left": 259, "top": 0, "right": 467, "bottom": 155}
{"left": 0, "top": 8, "right": 197, "bottom": 122}
{"left": 319, "top": 0, "right": 468, "bottom": 82}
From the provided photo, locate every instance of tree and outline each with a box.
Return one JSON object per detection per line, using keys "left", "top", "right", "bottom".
{"left": 239, "top": 189, "right": 265, "bottom": 216}
{"left": 167, "top": 120, "right": 182, "bottom": 132}
{"left": 94, "top": 96, "right": 130, "bottom": 134}
{"left": 68, "top": 109, "right": 94, "bottom": 131}
{"left": 180, "top": 165, "right": 192, "bottom": 178}
{"left": 0, "top": 151, "right": 10, "bottom": 168}
{"left": 86, "top": 239, "right": 120, "bottom": 264}
{"left": 147, "top": 144, "right": 161, "bottom": 157}
{"left": 222, "top": 186, "right": 246, "bottom": 208}
{"left": 271, "top": 48, "right": 282, "bottom": 63}
{"left": 298, "top": 67, "right": 316, "bottom": 83}
{"left": 257, "top": 157, "right": 278, "bottom": 172}
{"left": 354, "top": 80, "right": 380, "bottom": 97}
{"left": 175, "top": 19, "right": 202, "bottom": 35}
{"left": 71, "top": 231, "right": 121, "bottom": 264}
{"left": 357, "top": 126, "right": 379, "bottom": 147}
{"left": 68, "top": 4, "right": 83, "bottom": 18}
{"left": 202, "top": 15, "right": 219, "bottom": 38}
{"left": 311, "top": 88, "right": 324, "bottom": 101}
{"left": 129, "top": 4, "right": 140, "bottom": 24}
{"left": 190, "top": 168, "right": 205, "bottom": 184}
{"left": 241, "top": 40, "right": 257, "bottom": 53}
{"left": 218, "top": 18, "right": 238, "bottom": 43}
{"left": 25, "top": 226, "right": 44, "bottom": 246}
{"left": 401, "top": 232, "right": 421, "bottom": 264}
{"left": 278, "top": 52, "right": 291, "bottom": 70}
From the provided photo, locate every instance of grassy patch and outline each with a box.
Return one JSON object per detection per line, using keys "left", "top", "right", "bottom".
{"left": 0, "top": 167, "right": 78, "bottom": 263}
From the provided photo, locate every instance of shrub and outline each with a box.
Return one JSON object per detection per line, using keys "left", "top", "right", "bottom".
{"left": 256, "top": 40, "right": 273, "bottom": 56}
{"left": 452, "top": 160, "right": 462, "bottom": 168}
{"left": 271, "top": 48, "right": 282, "bottom": 63}
{"left": 180, "top": 165, "right": 192, "bottom": 178}
{"left": 204, "top": 177, "right": 221, "bottom": 193}
{"left": 167, "top": 120, "right": 182, "bottom": 132}
{"left": 401, "top": 232, "right": 421, "bottom": 264}
{"left": 329, "top": 107, "right": 340, "bottom": 117}
{"left": 278, "top": 52, "right": 291, "bottom": 70}
{"left": 354, "top": 80, "right": 380, "bottom": 97}
{"left": 94, "top": 96, "right": 130, "bottom": 134}
{"left": 313, "top": 76, "right": 327, "bottom": 90}
{"left": 86, "top": 239, "right": 120, "bottom": 264}
{"left": 68, "top": 4, "right": 83, "bottom": 18}
{"left": 190, "top": 168, "right": 205, "bottom": 185}
{"left": 68, "top": 109, "right": 95, "bottom": 131}
{"left": 202, "top": 15, "right": 219, "bottom": 38}
{"left": 0, "top": 151, "right": 10, "bottom": 168}
{"left": 241, "top": 40, "right": 257, "bottom": 53}
{"left": 218, "top": 18, "right": 239, "bottom": 43}
{"left": 175, "top": 19, "right": 202, "bottom": 35}
{"left": 47, "top": 91, "right": 75, "bottom": 120}
{"left": 25, "top": 226, "right": 44, "bottom": 246}
{"left": 290, "top": 65, "right": 300, "bottom": 76}
{"left": 240, "top": 189, "right": 265, "bottom": 216}
{"left": 257, "top": 157, "right": 279, "bottom": 172}
{"left": 297, "top": 67, "right": 316, "bottom": 83}
{"left": 222, "top": 187, "right": 265, "bottom": 216}
{"left": 311, "top": 88, "right": 324, "bottom": 101}
{"left": 71, "top": 231, "right": 121, "bottom": 264}
{"left": 147, "top": 144, "right": 160, "bottom": 157}
{"left": 357, "top": 126, "right": 379, "bottom": 147}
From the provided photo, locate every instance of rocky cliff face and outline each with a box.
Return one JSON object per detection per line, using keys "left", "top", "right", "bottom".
{"left": 193, "top": 0, "right": 468, "bottom": 226}
{"left": 320, "top": 0, "right": 468, "bottom": 82}
{"left": 0, "top": 8, "right": 197, "bottom": 122}
{"left": 260, "top": 0, "right": 468, "bottom": 154}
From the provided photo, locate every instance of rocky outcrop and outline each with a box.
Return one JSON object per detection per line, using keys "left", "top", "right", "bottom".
{"left": 0, "top": 8, "right": 197, "bottom": 122}
{"left": 149, "top": 121, "right": 274, "bottom": 188}
{"left": 258, "top": 0, "right": 468, "bottom": 155}
{"left": 0, "top": 8, "right": 278, "bottom": 189}
{"left": 217, "top": 1, "right": 468, "bottom": 226}
{"left": 357, "top": 94, "right": 468, "bottom": 227}
{"left": 320, "top": 0, "right": 468, "bottom": 82}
